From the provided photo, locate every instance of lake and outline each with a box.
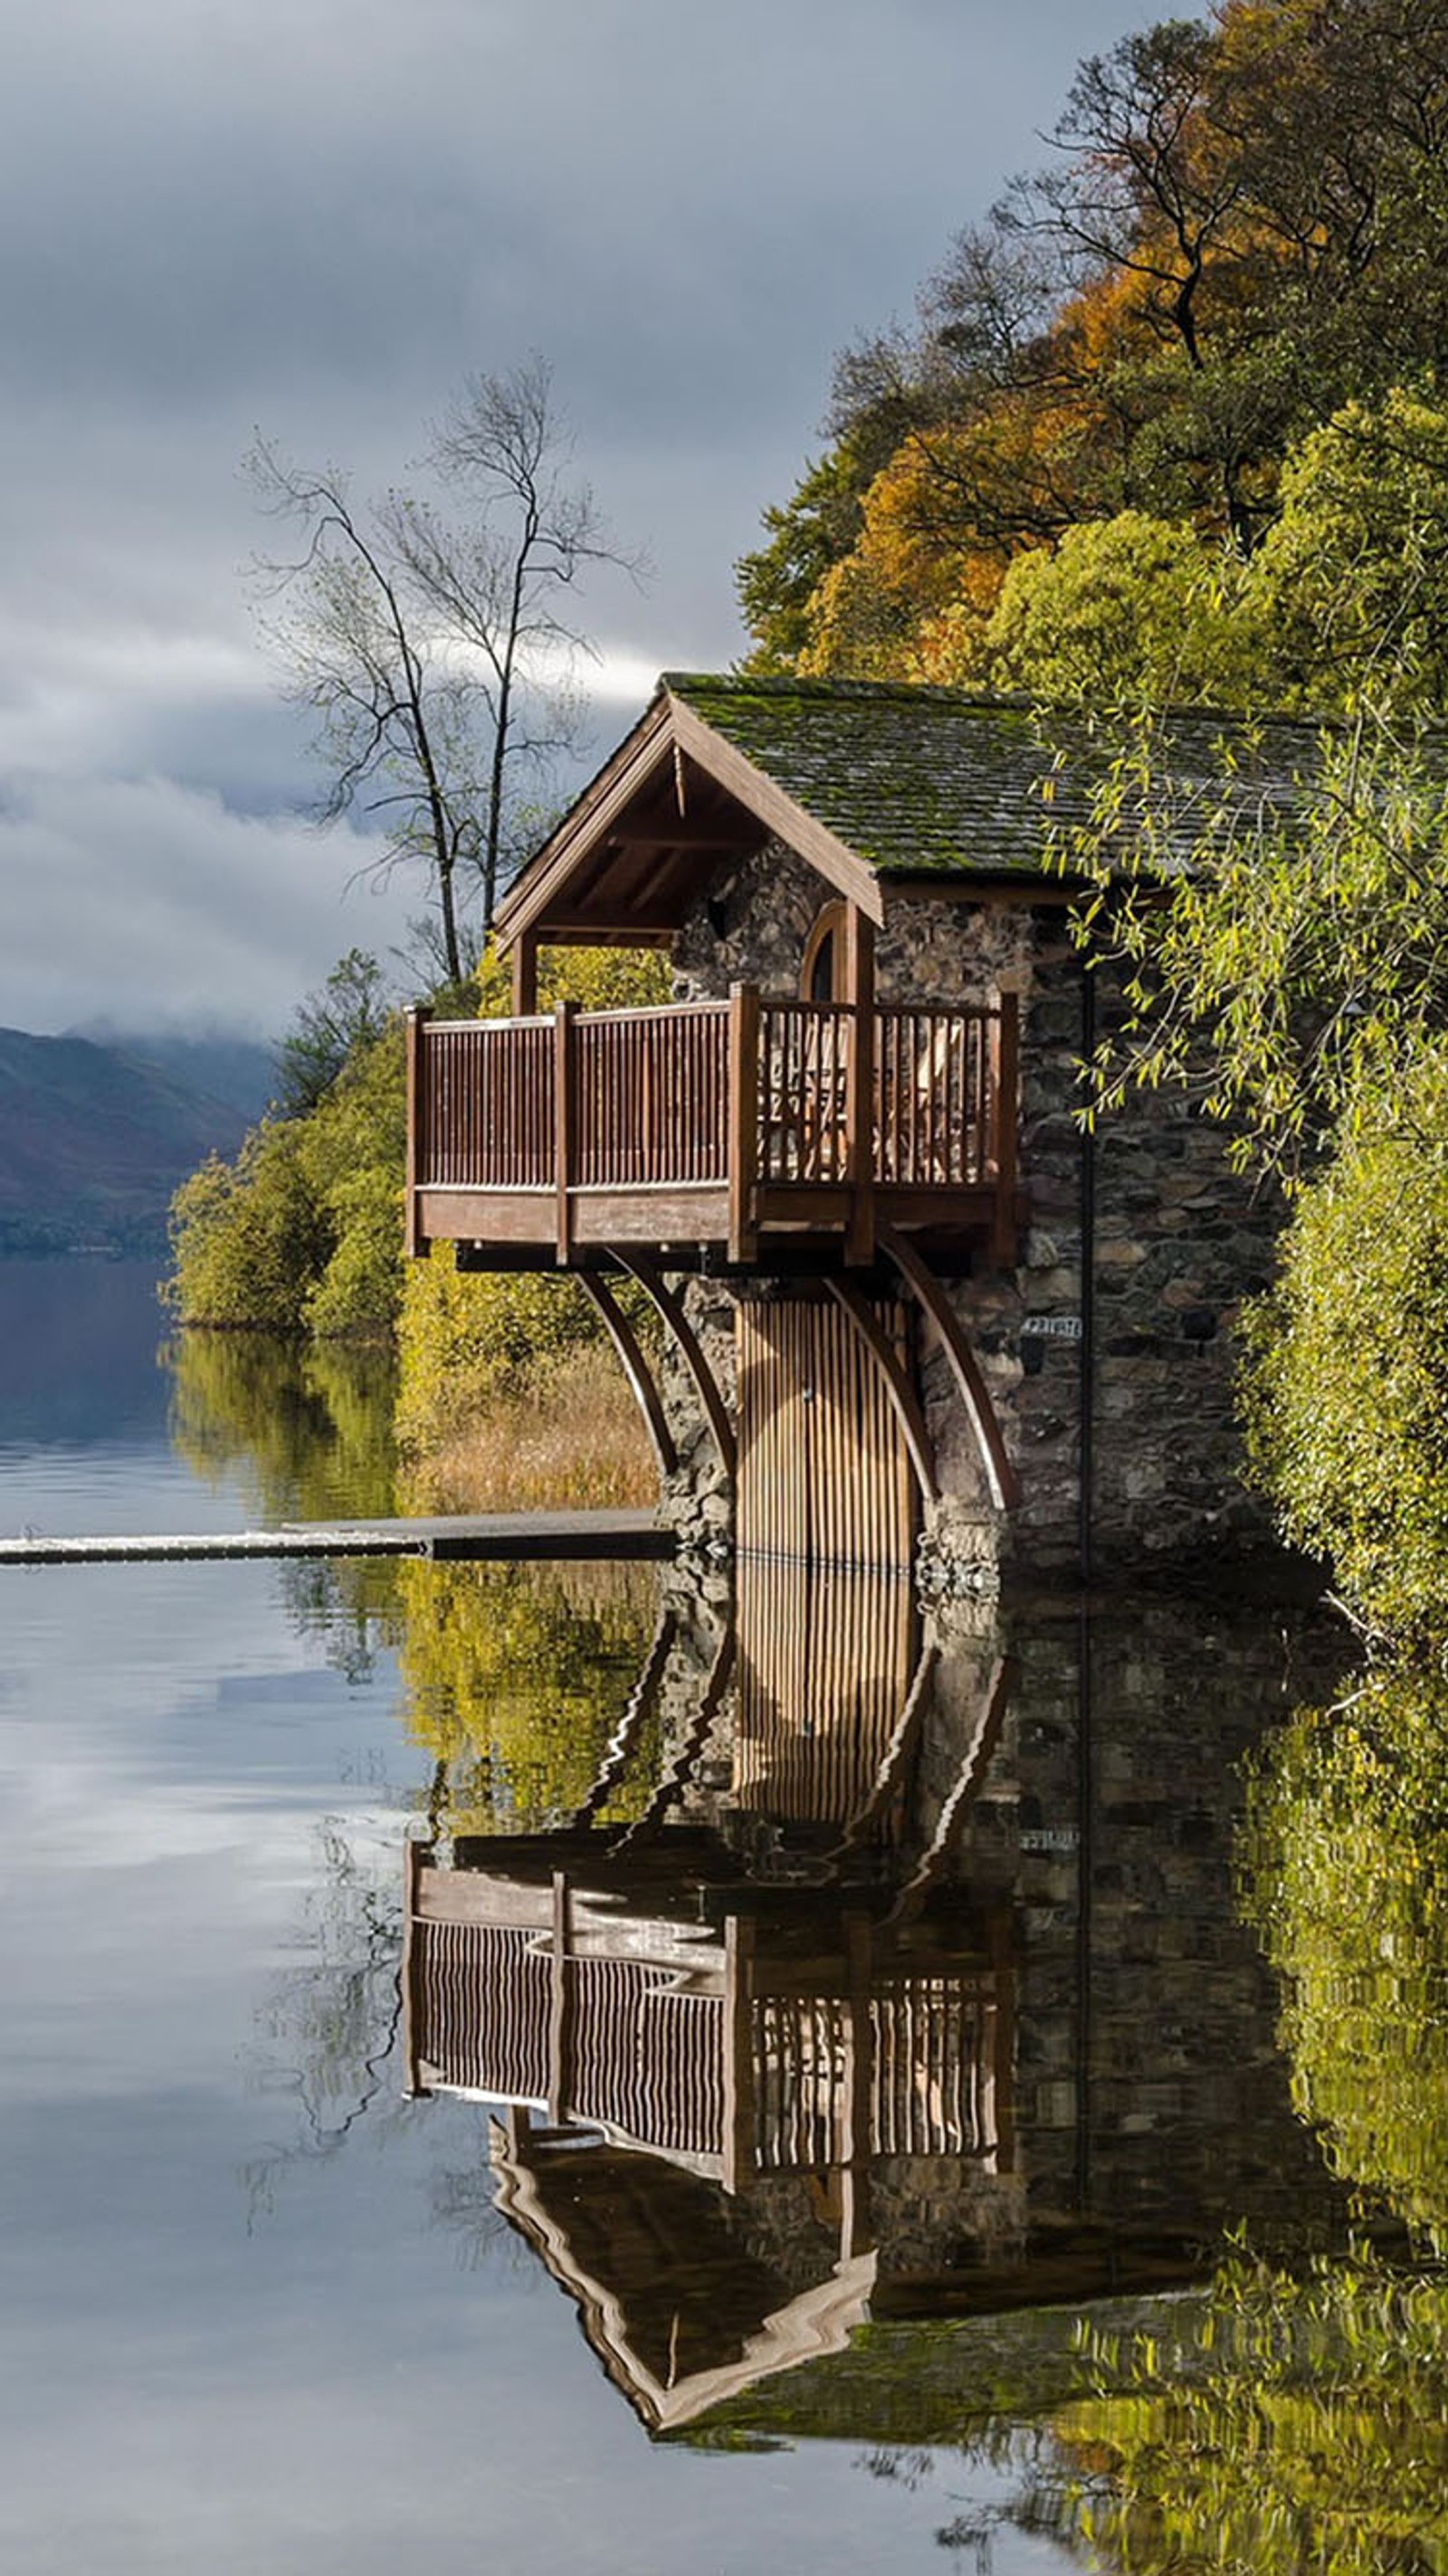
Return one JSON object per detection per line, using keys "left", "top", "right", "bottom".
{"left": 1, "top": 1261, "right": 1442, "bottom": 2574}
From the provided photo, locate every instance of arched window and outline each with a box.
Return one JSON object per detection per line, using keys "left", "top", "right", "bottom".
{"left": 801, "top": 901, "right": 848, "bottom": 1003}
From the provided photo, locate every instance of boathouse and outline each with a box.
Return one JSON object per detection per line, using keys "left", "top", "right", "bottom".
{"left": 404, "top": 676, "right": 1291, "bottom": 1579}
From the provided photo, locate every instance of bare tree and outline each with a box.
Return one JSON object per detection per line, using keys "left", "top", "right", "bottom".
{"left": 248, "top": 358, "right": 637, "bottom": 985}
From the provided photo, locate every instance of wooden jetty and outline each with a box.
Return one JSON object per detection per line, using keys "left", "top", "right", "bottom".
{"left": 0, "top": 1508, "right": 672, "bottom": 1568}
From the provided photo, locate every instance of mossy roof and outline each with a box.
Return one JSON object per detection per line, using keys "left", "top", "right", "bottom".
{"left": 662, "top": 673, "right": 1317, "bottom": 883}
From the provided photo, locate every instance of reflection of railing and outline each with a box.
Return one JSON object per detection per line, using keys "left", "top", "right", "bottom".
{"left": 405, "top": 1851, "right": 1012, "bottom": 2186}
{"left": 407, "top": 990, "right": 1019, "bottom": 1260}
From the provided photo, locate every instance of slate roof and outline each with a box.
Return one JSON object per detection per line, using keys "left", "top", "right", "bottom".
{"left": 662, "top": 673, "right": 1320, "bottom": 881}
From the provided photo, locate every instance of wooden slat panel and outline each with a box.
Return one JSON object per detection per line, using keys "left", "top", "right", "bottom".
{"left": 736, "top": 1298, "right": 916, "bottom": 1573}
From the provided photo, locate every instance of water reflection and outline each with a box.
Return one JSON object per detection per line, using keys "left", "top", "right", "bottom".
{"left": 399, "top": 1563, "right": 1353, "bottom": 2456}
{"left": 1242, "top": 1660, "right": 1448, "bottom": 2248}
{"left": 140, "top": 1327, "right": 1448, "bottom": 2560}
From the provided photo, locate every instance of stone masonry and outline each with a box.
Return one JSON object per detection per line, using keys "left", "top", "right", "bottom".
{"left": 662, "top": 836, "right": 1283, "bottom": 1582}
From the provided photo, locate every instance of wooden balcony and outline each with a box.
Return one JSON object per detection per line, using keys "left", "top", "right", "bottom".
{"left": 405, "top": 988, "right": 1020, "bottom": 1271}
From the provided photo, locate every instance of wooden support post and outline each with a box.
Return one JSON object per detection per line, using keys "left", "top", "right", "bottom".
{"left": 722, "top": 1910, "right": 756, "bottom": 2195}
{"left": 840, "top": 1910, "right": 873, "bottom": 2168}
{"left": 554, "top": 998, "right": 576, "bottom": 1266}
{"left": 728, "top": 982, "right": 760, "bottom": 1265}
{"left": 843, "top": 907, "right": 876, "bottom": 1267}
{"left": 548, "top": 1868, "right": 572, "bottom": 2127}
{"left": 512, "top": 928, "right": 539, "bottom": 1017}
{"left": 404, "top": 1005, "right": 430, "bottom": 1261}
{"left": 990, "top": 989, "right": 1020, "bottom": 1269}
{"left": 400, "top": 1835, "right": 429, "bottom": 2097}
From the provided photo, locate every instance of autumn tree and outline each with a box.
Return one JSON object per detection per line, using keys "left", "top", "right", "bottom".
{"left": 250, "top": 358, "right": 635, "bottom": 982}
{"left": 740, "top": 1, "right": 1448, "bottom": 681}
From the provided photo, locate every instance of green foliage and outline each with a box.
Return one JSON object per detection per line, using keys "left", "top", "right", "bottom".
{"left": 1243, "top": 384, "right": 1448, "bottom": 715}
{"left": 1242, "top": 1667, "right": 1448, "bottom": 2236}
{"left": 982, "top": 513, "right": 1247, "bottom": 703}
{"left": 167, "top": 1009, "right": 405, "bottom": 1339}
{"left": 1239, "top": 1050, "right": 1448, "bottom": 1634}
{"left": 167, "top": 1325, "right": 398, "bottom": 1526}
{"left": 736, "top": 441, "right": 895, "bottom": 673}
{"left": 395, "top": 1253, "right": 605, "bottom": 1451}
{"left": 738, "top": 5, "right": 1448, "bottom": 677}
{"left": 1062, "top": 712, "right": 1448, "bottom": 1173}
{"left": 167, "top": 1121, "right": 329, "bottom": 1332}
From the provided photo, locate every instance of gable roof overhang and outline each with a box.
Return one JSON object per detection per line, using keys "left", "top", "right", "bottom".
{"left": 492, "top": 682, "right": 884, "bottom": 953}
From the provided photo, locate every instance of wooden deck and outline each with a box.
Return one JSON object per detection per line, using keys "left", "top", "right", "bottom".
{"left": 406, "top": 988, "right": 1020, "bottom": 1272}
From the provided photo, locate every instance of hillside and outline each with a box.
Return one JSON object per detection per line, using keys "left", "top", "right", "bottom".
{"left": 0, "top": 1026, "right": 272, "bottom": 1256}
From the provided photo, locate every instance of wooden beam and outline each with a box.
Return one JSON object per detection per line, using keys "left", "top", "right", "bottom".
{"left": 843, "top": 905, "right": 876, "bottom": 1268}
{"left": 728, "top": 983, "right": 760, "bottom": 1265}
{"left": 611, "top": 1253, "right": 737, "bottom": 1476}
{"left": 548, "top": 1870, "right": 572, "bottom": 2126}
{"left": 990, "top": 989, "right": 1021, "bottom": 1266}
{"left": 878, "top": 1226, "right": 1021, "bottom": 1512}
{"left": 554, "top": 999, "right": 576, "bottom": 1266}
{"left": 722, "top": 1912, "right": 756, "bottom": 2196}
{"left": 572, "top": 1607, "right": 678, "bottom": 1824}
{"left": 606, "top": 824, "right": 757, "bottom": 853}
{"left": 823, "top": 1281, "right": 940, "bottom": 1506}
{"left": 400, "top": 1835, "right": 429, "bottom": 2098}
{"left": 571, "top": 1271, "right": 679, "bottom": 1478}
{"left": 511, "top": 930, "right": 539, "bottom": 1017}
{"left": 494, "top": 698, "right": 675, "bottom": 947}
{"left": 404, "top": 1005, "right": 429, "bottom": 1260}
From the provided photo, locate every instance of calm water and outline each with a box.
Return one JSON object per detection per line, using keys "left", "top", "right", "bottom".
{"left": 1, "top": 1262, "right": 1443, "bottom": 2574}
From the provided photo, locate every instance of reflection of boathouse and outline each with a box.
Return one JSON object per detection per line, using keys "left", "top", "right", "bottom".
{"left": 402, "top": 1566, "right": 1351, "bottom": 2438}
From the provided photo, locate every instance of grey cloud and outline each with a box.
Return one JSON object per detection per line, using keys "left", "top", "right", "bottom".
{"left": 0, "top": 0, "right": 1162, "bottom": 1032}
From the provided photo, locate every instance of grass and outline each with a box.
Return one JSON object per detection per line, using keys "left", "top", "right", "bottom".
{"left": 399, "top": 1344, "right": 660, "bottom": 1514}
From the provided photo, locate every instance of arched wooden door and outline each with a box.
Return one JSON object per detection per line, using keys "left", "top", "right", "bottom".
{"left": 735, "top": 1294, "right": 918, "bottom": 1570}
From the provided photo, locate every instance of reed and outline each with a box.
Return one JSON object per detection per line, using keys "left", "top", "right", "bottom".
{"left": 400, "top": 1343, "right": 658, "bottom": 1513}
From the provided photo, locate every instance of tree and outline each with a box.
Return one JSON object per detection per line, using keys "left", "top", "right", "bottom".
{"left": 272, "top": 949, "right": 392, "bottom": 1118}
{"left": 249, "top": 357, "right": 636, "bottom": 982}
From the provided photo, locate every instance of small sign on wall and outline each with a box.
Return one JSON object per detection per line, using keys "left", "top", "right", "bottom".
{"left": 1021, "top": 1314, "right": 1083, "bottom": 1341}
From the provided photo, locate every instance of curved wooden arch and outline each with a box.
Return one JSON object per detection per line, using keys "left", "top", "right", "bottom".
{"left": 878, "top": 1226, "right": 1021, "bottom": 1512}
{"left": 800, "top": 898, "right": 849, "bottom": 1003}
{"left": 609, "top": 1253, "right": 737, "bottom": 1478}
{"left": 572, "top": 1271, "right": 678, "bottom": 1478}
{"left": 823, "top": 1280, "right": 940, "bottom": 1507}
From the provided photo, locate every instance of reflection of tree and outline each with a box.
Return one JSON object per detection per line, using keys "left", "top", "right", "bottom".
{"left": 167, "top": 1328, "right": 404, "bottom": 1673}
{"left": 1031, "top": 2249, "right": 1448, "bottom": 2575}
{"left": 167, "top": 1328, "right": 398, "bottom": 1525}
{"left": 1241, "top": 1666, "right": 1448, "bottom": 2247}
{"left": 395, "top": 1559, "right": 661, "bottom": 1831}
{"left": 240, "top": 1813, "right": 411, "bottom": 2221}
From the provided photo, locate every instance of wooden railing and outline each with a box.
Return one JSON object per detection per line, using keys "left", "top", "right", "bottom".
{"left": 408, "top": 988, "right": 1018, "bottom": 1259}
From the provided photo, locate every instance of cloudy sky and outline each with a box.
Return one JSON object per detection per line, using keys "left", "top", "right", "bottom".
{"left": 1, "top": 0, "right": 1158, "bottom": 1039}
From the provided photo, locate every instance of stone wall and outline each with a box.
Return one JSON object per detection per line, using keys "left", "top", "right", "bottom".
{"left": 659, "top": 837, "right": 1283, "bottom": 1580}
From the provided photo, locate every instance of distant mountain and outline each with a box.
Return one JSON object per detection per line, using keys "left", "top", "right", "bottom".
{"left": 64, "top": 1023, "right": 275, "bottom": 1127}
{"left": 0, "top": 1025, "right": 272, "bottom": 1257}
